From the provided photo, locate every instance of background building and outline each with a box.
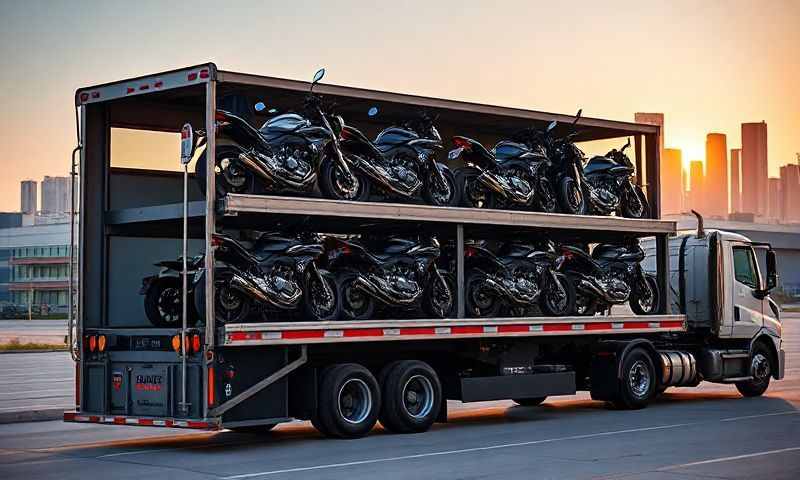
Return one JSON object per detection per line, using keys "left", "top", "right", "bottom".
{"left": 662, "top": 148, "right": 683, "bottom": 215}
{"left": 705, "top": 133, "right": 728, "bottom": 217}
{"left": 20, "top": 180, "right": 37, "bottom": 215}
{"left": 780, "top": 164, "right": 800, "bottom": 224}
{"left": 741, "top": 122, "right": 768, "bottom": 215}
{"left": 730, "top": 148, "right": 742, "bottom": 213}
{"left": 0, "top": 222, "right": 70, "bottom": 315}
{"left": 41, "top": 176, "right": 70, "bottom": 215}
{"left": 688, "top": 160, "right": 705, "bottom": 213}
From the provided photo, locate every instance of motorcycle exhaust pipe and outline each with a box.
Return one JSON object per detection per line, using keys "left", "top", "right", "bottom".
{"left": 475, "top": 274, "right": 540, "bottom": 305}
{"left": 352, "top": 155, "right": 422, "bottom": 197}
{"left": 238, "top": 152, "right": 317, "bottom": 190}
{"left": 353, "top": 273, "right": 422, "bottom": 305}
{"left": 476, "top": 170, "right": 534, "bottom": 204}
{"left": 228, "top": 272, "right": 303, "bottom": 309}
{"left": 575, "top": 276, "right": 628, "bottom": 305}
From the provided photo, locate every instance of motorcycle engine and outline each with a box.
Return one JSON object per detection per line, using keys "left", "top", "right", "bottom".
{"left": 587, "top": 177, "right": 620, "bottom": 210}
{"left": 384, "top": 264, "right": 420, "bottom": 295}
{"left": 388, "top": 153, "right": 420, "bottom": 189}
{"left": 269, "top": 145, "right": 313, "bottom": 178}
{"left": 599, "top": 274, "right": 630, "bottom": 303}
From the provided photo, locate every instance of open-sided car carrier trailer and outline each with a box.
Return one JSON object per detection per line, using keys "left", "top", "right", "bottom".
{"left": 64, "top": 63, "right": 784, "bottom": 437}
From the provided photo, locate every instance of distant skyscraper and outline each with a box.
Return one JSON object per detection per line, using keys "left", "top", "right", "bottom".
{"left": 730, "top": 148, "right": 742, "bottom": 213}
{"left": 767, "top": 178, "right": 781, "bottom": 220}
{"left": 780, "top": 164, "right": 800, "bottom": 223}
{"left": 41, "top": 176, "right": 70, "bottom": 215}
{"left": 20, "top": 180, "right": 37, "bottom": 215}
{"left": 689, "top": 160, "right": 706, "bottom": 214}
{"left": 662, "top": 148, "right": 683, "bottom": 215}
{"left": 705, "top": 133, "right": 728, "bottom": 217}
{"left": 741, "top": 122, "right": 768, "bottom": 215}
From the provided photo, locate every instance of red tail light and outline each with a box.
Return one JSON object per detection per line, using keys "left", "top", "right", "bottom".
{"left": 88, "top": 335, "right": 97, "bottom": 352}
{"left": 199, "top": 69, "right": 210, "bottom": 79}
{"left": 192, "top": 334, "right": 201, "bottom": 353}
{"left": 215, "top": 111, "right": 228, "bottom": 122}
{"left": 561, "top": 248, "right": 574, "bottom": 260}
{"left": 453, "top": 137, "right": 472, "bottom": 151}
{"left": 465, "top": 246, "right": 478, "bottom": 257}
{"left": 208, "top": 367, "right": 216, "bottom": 406}
{"left": 211, "top": 235, "right": 225, "bottom": 248}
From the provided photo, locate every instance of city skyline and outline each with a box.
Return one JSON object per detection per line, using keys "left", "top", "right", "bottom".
{"left": 1, "top": 0, "right": 799, "bottom": 211}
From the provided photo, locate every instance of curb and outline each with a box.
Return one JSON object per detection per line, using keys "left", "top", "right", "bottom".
{"left": 0, "top": 408, "right": 66, "bottom": 424}
{"left": 0, "top": 349, "right": 68, "bottom": 354}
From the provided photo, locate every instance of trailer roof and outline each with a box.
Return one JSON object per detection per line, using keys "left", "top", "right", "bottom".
{"left": 77, "top": 63, "right": 659, "bottom": 142}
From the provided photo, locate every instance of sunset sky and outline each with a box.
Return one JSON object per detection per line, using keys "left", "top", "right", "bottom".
{"left": 1, "top": 0, "right": 798, "bottom": 211}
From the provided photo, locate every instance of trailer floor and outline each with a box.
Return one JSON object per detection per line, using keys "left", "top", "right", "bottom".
{"left": 1, "top": 313, "right": 799, "bottom": 480}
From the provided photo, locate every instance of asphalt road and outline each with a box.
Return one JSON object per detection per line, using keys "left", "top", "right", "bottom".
{"left": 0, "top": 319, "right": 68, "bottom": 345}
{"left": 0, "top": 351, "right": 73, "bottom": 415}
{"left": 0, "top": 314, "right": 798, "bottom": 479}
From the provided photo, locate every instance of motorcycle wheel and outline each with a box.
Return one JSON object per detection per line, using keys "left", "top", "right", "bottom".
{"left": 194, "top": 271, "right": 252, "bottom": 324}
{"left": 539, "top": 273, "right": 577, "bottom": 317}
{"left": 144, "top": 277, "right": 184, "bottom": 328}
{"left": 455, "top": 169, "right": 495, "bottom": 209}
{"left": 630, "top": 274, "right": 660, "bottom": 315}
{"left": 423, "top": 164, "right": 458, "bottom": 207}
{"left": 337, "top": 272, "right": 375, "bottom": 320}
{"left": 574, "top": 291, "right": 598, "bottom": 316}
{"left": 319, "top": 156, "right": 370, "bottom": 202}
{"left": 537, "top": 178, "right": 559, "bottom": 213}
{"left": 304, "top": 271, "right": 341, "bottom": 321}
{"left": 558, "top": 177, "right": 587, "bottom": 215}
{"left": 196, "top": 146, "right": 254, "bottom": 197}
{"left": 422, "top": 271, "right": 455, "bottom": 318}
{"left": 465, "top": 270, "right": 501, "bottom": 318}
{"left": 622, "top": 186, "right": 651, "bottom": 219}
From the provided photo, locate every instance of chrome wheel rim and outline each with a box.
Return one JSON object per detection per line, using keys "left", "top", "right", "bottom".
{"left": 220, "top": 157, "right": 247, "bottom": 189}
{"left": 344, "top": 281, "right": 369, "bottom": 317}
{"left": 338, "top": 378, "right": 372, "bottom": 424}
{"left": 628, "top": 360, "right": 651, "bottom": 398}
{"left": 158, "top": 287, "right": 180, "bottom": 324}
{"left": 333, "top": 165, "right": 360, "bottom": 199}
{"left": 310, "top": 278, "right": 336, "bottom": 318}
{"left": 638, "top": 279, "right": 655, "bottom": 312}
{"left": 430, "top": 172, "right": 453, "bottom": 205}
{"left": 430, "top": 277, "right": 453, "bottom": 317}
{"left": 402, "top": 375, "right": 435, "bottom": 419}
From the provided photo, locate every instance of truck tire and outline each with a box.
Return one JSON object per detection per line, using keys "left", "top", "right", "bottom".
{"left": 613, "top": 347, "right": 656, "bottom": 409}
{"left": 316, "top": 363, "right": 380, "bottom": 439}
{"left": 513, "top": 397, "right": 547, "bottom": 407}
{"left": 379, "top": 360, "right": 442, "bottom": 434}
{"left": 736, "top": 344, "right": 772, "bottom": 397}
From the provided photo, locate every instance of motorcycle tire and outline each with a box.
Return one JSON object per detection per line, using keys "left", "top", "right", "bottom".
{"left": 465, "top": 270, "right": 501, "bottom": 318}
{"left": 194, "top": 271, "right": 252, "bottom": 324}
{"left": 423, "top": 163, "right": 459, "bottom": 207}
{"left": 537, "top": 177, "right": 559, "bottom": 213}
{"left": 195, "top": 145, "right": 254, "bottom": 198}
{"left": 574, "top": 291, "right": 598, "bottom": 316}
{"left": 557, "top": 177, "right": 587, "bottom": 215}
{"left": 319, "top": 156, "right": 370, "bottom": 202}
{"left": 144, "top": 277, "right": 188, "bottom": 328}
{"left": 455, "top": 168, "right": 495, "bottom": 209}
{"left": 539, "top": 273, "right": 577, "bottom": 317}
{"left": 622, "top": 185, "right": 651, "bottom": 219}
{"left": 422, "top": 271, "right": 455, "bottom": 318}
{"left": 337, "top": 271, "right": 375, "bottom": 320}
{"left": 303, "top": 271, "right": 341, "bottom": 321}
{"left": 630, "top": 274, "right": 660, "bottom": 315}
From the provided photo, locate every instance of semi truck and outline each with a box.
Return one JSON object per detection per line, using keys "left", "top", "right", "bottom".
{"left": 64, "top": 64, "right": 784, "bottom": 438}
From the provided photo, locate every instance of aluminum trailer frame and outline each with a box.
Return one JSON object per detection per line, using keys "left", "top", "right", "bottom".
{"left": 67, "top": 62, "right": 675, "bottom": 430}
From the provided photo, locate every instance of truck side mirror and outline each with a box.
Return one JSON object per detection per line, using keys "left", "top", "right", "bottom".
{"left": 766, "top": 249, "right": 778, "bottom": 291}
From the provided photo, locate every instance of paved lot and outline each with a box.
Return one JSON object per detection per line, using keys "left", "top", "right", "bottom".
{"left": 0, "top": 313, "right": 797, "bottom": 479}
{"left": 0, "top": 351, "right": 73, "bottom": 415}
{"left": 0, "top": 319, "right": 67, "bottom": 345}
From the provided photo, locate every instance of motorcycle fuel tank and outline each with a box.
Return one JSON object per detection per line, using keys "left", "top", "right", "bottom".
{"left": 259, "top": 114, "right": 310, "bottom": 139}
{"left": 374, "top": 127, "right": 419, "bottom": 151}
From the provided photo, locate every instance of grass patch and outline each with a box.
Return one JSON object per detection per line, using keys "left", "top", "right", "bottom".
{"left": 0, "top": 338, "right": 67, "bottom": 352}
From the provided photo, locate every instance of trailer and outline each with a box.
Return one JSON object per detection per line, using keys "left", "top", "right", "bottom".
{"left": 64, "top": 64, "right": 784, "bottom": 437}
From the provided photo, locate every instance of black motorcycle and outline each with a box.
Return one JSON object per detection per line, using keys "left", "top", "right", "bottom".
{"left": 141, "top": 255, "right": 204, "bottom": 328}
{"left": 555, "top": 240, "right": 660, "bottom": 316}
{"left": 332, "top": 111, "right": 458, "bottom": 206}
{"left": 192, "top": 231, "right": 339, "bottom": 323}
{"left": 537, "top": 110, "right": 590, "bottom": 215}
{"left": 449, "top": 135, "right": 556, "bottom": 212}
{"left": 195, "top": 69, "right": 358, "bottom": 200}
{"left": 463, "top": 240, "right": 575, "bottom": 317}
{"left": 325, "top": 235, "right": 454, "bottom": 320}
{"left": 583, "top": 139, "right": 650, "bottom": 218}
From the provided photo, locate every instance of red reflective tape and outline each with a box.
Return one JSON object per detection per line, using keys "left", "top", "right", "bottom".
{"left": 187, "top": 421, "right": 209, "bottom": 429}
{"left": 543, "top": 323, "right": 571, "bottom": 332}
{"left": 164, "top": 420, "right": 174, "bottom": 427}
{"left": 661, "top": 321, "right": 684, "bottom": 329}
{"left": 138, "top": 418, "right": 154, "bottom": 426}
{"left": 586, "top": 322, "right": 613, "bottom": 330}
{"left": 89, "top": 416, "right": 100, "bottom": 422}
{"left": 228, "top": 331, "right": 262, "bottom": 341}
{"left": 344, "top": 328, "right": 383, "bottom": 337}
{"left": 399, "top": 327, "right": 436, "bottom": 336}
{"left": 282, "top": 330, "right": 325, "bottom": 339}
{"left": 498, "top": 324, "right": 529, "bottom": 333}
{"left": 624, "top": 322, "right": 650, "bottom": 329}
{"left": 452, "top": 325, "right": 484, "bottom": 334}
{"left": 114, "top": 416, "right": 126, "bottom": 425}
{"left": 63, "top": 412, "right": 75, "bottom": 421}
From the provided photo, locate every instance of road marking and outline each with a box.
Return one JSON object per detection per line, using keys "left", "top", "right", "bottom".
{"left": 660, "top": 446, "right": 800, "bottom": 470}
{"left": 220, "top": 423, "right": 693, "bottom": 479}
{"left": 720, "top": 410, "right": 800, "bottom": 422}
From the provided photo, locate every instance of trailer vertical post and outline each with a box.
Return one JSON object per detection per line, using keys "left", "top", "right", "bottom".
{"left": 656, "top": 233, "right": 669, "bottom": 314}
{"left": 634, "top": 135, "right": 643, "bottom": 189}
{"left": 203, "top": 80, "right": 217, "bottom": 418}
{"left": 456, "top": 223, "right": 464, "bottom": 318}
{"left": 645, "top": 132, "right": 660, "bottom": 220}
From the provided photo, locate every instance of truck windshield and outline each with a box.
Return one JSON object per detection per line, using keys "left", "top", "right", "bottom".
{"left": 732, "top": 246, "right": 758, "bottom": 289}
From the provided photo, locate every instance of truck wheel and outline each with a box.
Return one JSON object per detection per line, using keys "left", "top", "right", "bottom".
{"left": 736, "top": 344, "right": 772, "bottom": 397}
{"left": 317, "top": 364, "right": 380, "bottom": 438}
{"left": 337, "top": 272, "right": 375, "bottom": 320}
{"left": 379, "top": 360, "right": 442, "bottom": 434}
{"left": 613, "top": 347, "right": 656, "bottom": 409}
{"left": 513, "top": 397, "right": 547, "bottom": 407}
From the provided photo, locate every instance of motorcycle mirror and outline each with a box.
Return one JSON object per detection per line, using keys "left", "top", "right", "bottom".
{"left": 572, "top": 109, "right": 583, "bottom": 126}
{"left": 621, "top": 137, "right": 631, "bottom": 152}
{"left": 312, "top": 68, "right": 326, "bottom": 85}
{"left": 547, "top": 120, "right": 557, "bottom": 132}
{"left": 254, "top": 102, "right": 266, "bottom": 112}
{"left": 368, "top": 106, "right": 379, "bottom": 117}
